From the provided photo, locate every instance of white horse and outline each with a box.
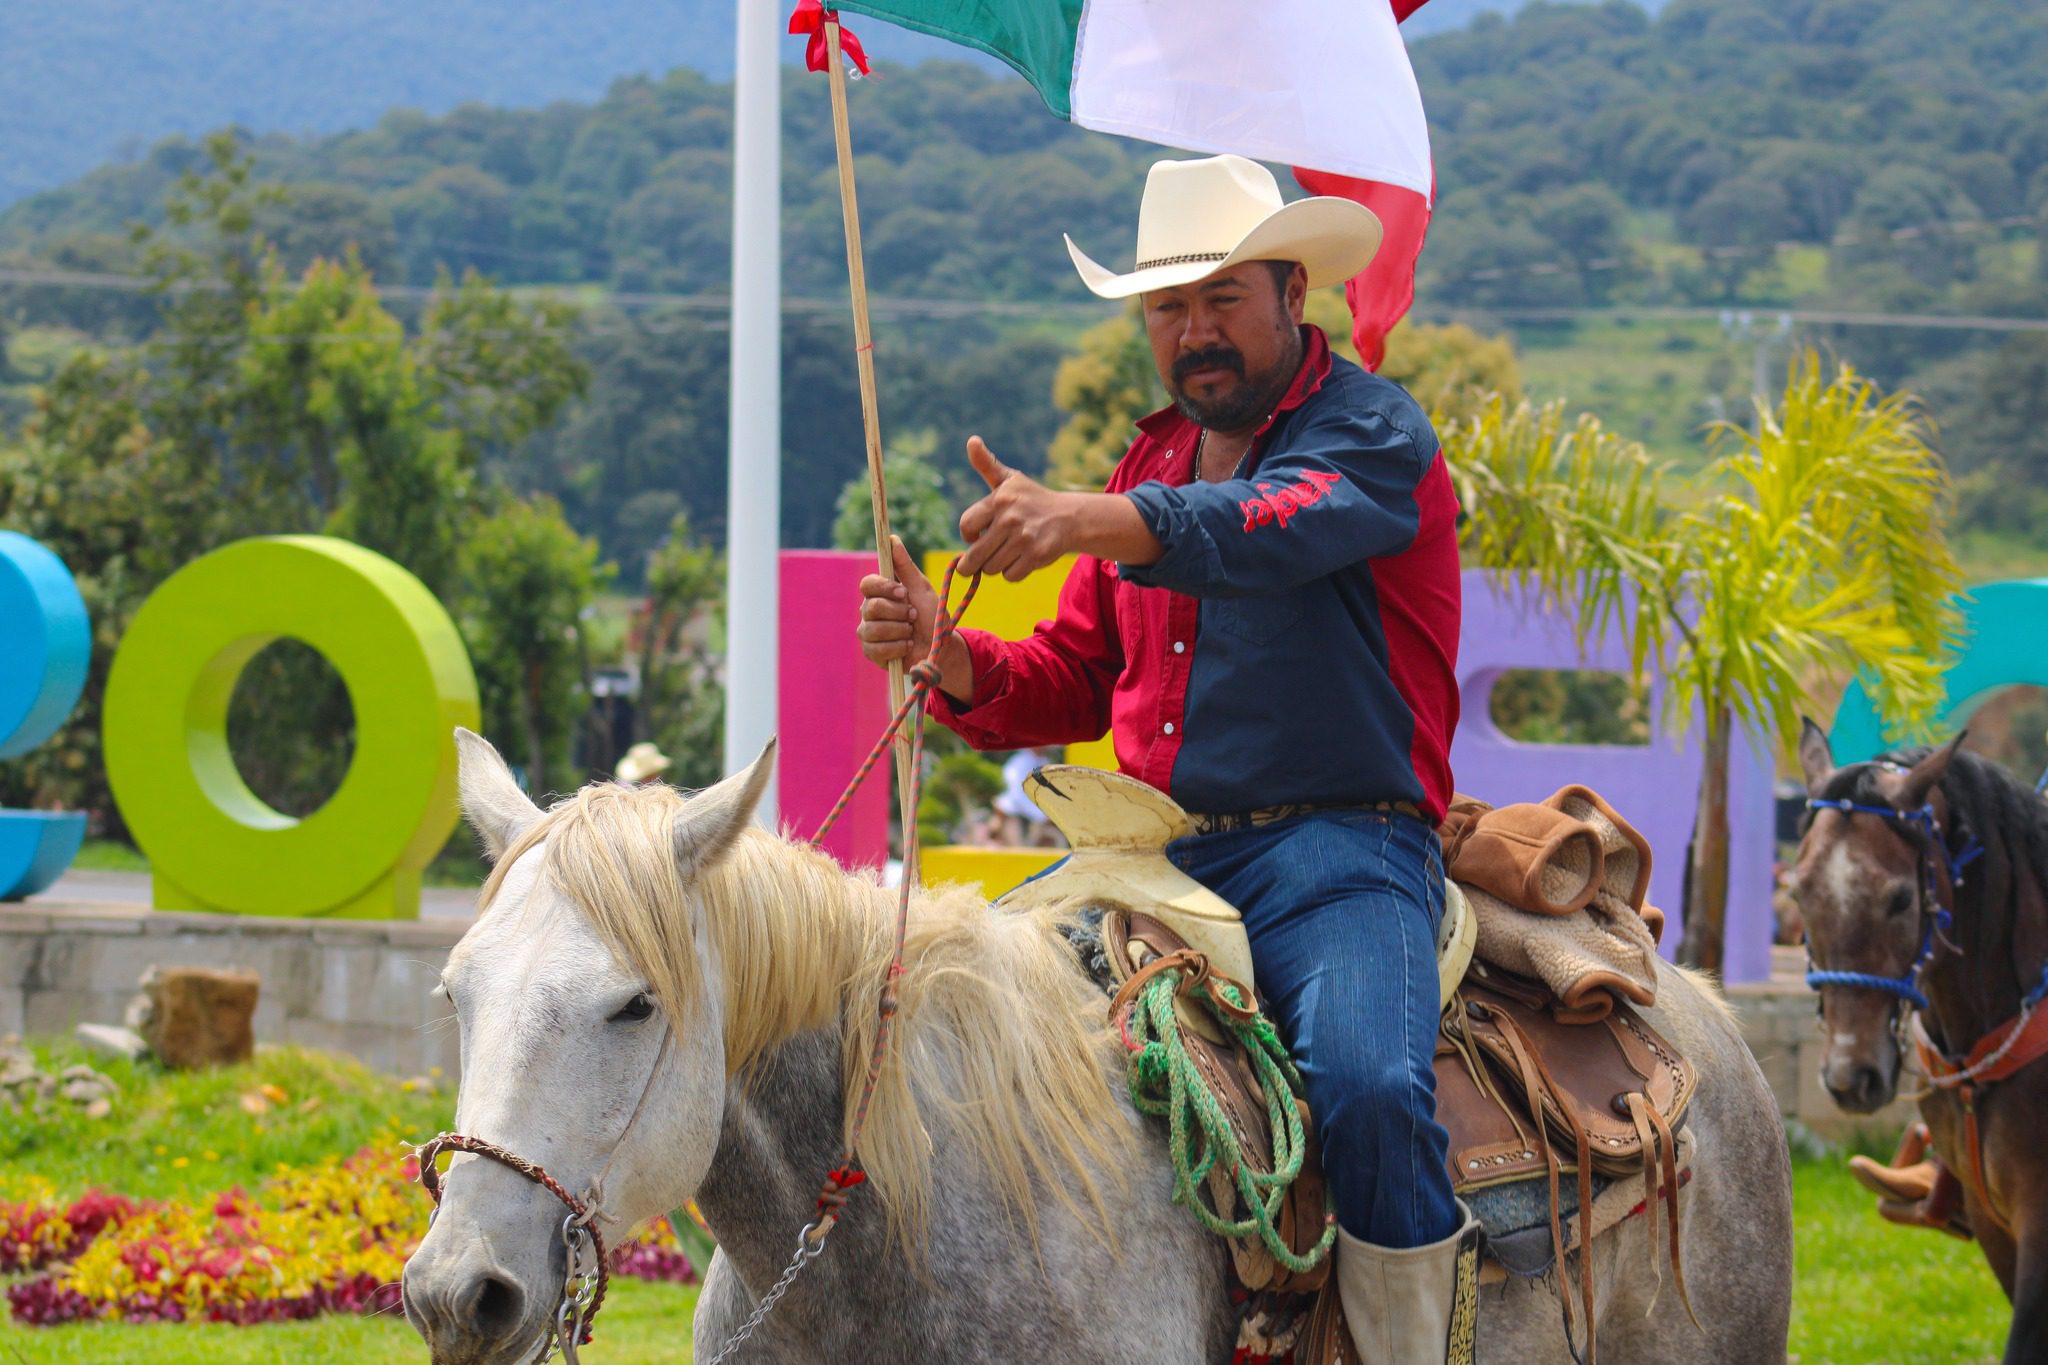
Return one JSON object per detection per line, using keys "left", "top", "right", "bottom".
{"left": 403, "top": 731, "right": 1795, "bottom": 1363}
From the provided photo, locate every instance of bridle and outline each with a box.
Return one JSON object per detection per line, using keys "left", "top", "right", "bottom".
{"left": 410, "top": 1018, "right": 672, "bottom": 1363}
{"left": 415, "top": 1133, "right": 611, "bottom": 1364}
{"left": 1802, "top": 774, "right": 1982, "bottom": 1019}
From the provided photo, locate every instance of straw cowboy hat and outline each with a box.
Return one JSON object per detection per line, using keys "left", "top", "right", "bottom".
{"left": 614, "top": 741, "right": 672, "bottom": 784}
{"left": 1065, "top": 154, "right": 1383, "bottom": 300}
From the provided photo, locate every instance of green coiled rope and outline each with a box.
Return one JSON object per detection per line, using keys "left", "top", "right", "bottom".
{"left": 1120, "top": 967, "right": 1336, "bottom": 1275}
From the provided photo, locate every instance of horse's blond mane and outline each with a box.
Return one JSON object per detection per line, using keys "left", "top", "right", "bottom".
{"left": 479, "top": 780, "right": 1131, "bottom": 1245}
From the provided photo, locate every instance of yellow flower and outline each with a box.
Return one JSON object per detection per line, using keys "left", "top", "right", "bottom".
{"left": 202, "top": 1150, "right": 219, "bottom": 1162}
{"left": 172, "top": 1156, "right": 189, "bottom": 1169}
{"left": 153, "top": 1145, "right": 168, "bottom": 1156}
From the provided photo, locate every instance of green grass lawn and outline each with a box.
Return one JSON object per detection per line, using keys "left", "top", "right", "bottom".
{"left": 0, "top": 1037, "right": 2013, "bottom": 1362}
{"left": 1790, "top": 1156, "right": 2004, "bottom": 1364}
{"left": 1, "top": 1041, "right": 452, "bottom": 1201}
{"left": 68, "top": 840, "right": 149, "bottom": 874}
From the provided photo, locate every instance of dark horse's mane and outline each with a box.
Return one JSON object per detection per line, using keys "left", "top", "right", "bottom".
{"left": 1814, "top": 745, "right": 2048, "bottom": 1008}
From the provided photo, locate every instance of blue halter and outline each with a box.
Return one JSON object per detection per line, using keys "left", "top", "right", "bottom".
{"left": 1802, "top": 793, "right": 1982, "bottom": 1011}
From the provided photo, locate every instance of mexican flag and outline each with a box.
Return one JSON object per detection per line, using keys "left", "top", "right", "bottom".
{"left": 828, "top": 0, "right": 1438, "bottom": 369}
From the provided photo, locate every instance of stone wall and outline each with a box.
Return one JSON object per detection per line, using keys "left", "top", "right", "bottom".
{"left": 0, "top": 904, "right": 461, "bottom": 1077}
{"left": 2, "top": 905, "right": 1917, "bottom": 1141}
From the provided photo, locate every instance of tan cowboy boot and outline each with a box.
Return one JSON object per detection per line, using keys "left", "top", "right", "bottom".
{"left": 1335, "top": 1204, "right": 1483, "bottom": 1365}
{"left": 1848, "top": 1124, "right": 1973, "bottom": 1241}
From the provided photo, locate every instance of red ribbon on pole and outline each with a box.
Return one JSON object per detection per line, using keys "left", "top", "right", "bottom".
{"left": 789, "top": 0, "right": 871, "bottom": 76}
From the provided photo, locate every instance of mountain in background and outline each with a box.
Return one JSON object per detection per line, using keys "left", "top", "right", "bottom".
{"left": 3, "top": 0, "right": 2041, "bottom": 564}
{"left": 0, "top": 0, "right": 1639, "bottom": 209}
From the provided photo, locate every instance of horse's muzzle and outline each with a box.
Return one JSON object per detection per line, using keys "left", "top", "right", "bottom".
{"left": 1823, "top": 1056, "right": 1897, "bottom": 1114}
{"left": 404, "top": 1231, "right": 548, "bottom": 1364}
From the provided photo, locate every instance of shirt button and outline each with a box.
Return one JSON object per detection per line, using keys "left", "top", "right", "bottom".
{"left": 1173, "top": 641, "right": 1186, "bottom": 654}
{"left": 1163, "top": 722, "right": 1176, "bottom": 735}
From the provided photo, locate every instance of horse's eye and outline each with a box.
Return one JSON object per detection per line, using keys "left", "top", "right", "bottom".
{"left": 1887, "top": 887, "right": 1915, "bottom": 918}
{"left": 612, "top": 993, "right": 656, "bottom": 1023}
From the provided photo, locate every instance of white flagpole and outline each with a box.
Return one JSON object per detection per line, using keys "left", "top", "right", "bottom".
{"left": 724, "top": 0, "right": 781, "bottom": 821}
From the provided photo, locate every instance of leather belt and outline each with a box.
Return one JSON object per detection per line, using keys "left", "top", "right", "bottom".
{"left": 1187, "top": 799, "right": 1424, "bottom": 836}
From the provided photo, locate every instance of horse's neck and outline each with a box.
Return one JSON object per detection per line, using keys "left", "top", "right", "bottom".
{"left": 694, "top": 1030, "right": 849, "bottom": 1273}
{"left": 1924, "top": 808, "right": 2048, "bottom": 1050}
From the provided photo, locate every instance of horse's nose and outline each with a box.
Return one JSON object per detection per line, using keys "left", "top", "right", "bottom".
{"left": 1824, "top": 1061, "right": 1892, "bottom": 1114}
{"left": 465, "top": 1273, "right": 527, "bottom": 1340}
{"left": 405, "top": 1261, "right": 530, "bottom": 1355}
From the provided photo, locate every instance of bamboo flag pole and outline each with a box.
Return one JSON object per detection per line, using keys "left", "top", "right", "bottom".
{"left": 822, "top": 15, "right": 919, "bottom": 875}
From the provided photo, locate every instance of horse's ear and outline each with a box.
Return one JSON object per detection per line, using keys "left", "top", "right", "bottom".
{"left": 1899, "top": 731, "right": 1967, "bottom": 808}
{"left": 1798, "top": 716, "right": 1835, "bottom": 797}
{"left": 673, "top": 739, "right": 778, "bottom": 882}
{"left": 455, "top": 727, "right": 541, "bottom": 860}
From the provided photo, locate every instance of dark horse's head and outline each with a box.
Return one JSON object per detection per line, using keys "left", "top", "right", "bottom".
{"left": 1788, "top": 719, "right": 1969, "bottom": 1113}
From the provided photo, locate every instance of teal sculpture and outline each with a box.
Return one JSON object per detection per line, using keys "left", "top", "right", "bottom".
{"left": 1831, "top": 580, "right": 2048, "bottom": 761}
{"left": 0, "top": 531, "right": 91, "bottom": 899}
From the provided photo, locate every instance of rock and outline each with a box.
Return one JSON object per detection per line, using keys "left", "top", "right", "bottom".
{"left": 83, "top": 1097, "right": 113, "bottom": 1120}
{"left": 62, "top": 1077, "right": 110, "bottom": 1103}
{"left": 0, "top": 1050, "right": 35, "bottom": 1088}
{"left": 139, "top": 967, "right": 261, "bottom": 1070}
{"left": 75, "top": 1023, "right": 149, "bottom": 1062}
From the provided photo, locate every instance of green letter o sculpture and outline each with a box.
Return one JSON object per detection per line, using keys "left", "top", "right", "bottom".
{"left": 1831, "top": 578, "right": 2048, "bottom": 763}
{"left": 105, "top": 536, "right": 480, "bottom": 919}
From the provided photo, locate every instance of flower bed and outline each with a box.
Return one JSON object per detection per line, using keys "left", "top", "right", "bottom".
{"left": 3, "top": 1148, "right": 696, "bottom": 1327}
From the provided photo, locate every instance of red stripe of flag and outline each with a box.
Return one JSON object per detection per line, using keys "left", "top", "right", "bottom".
{"left": 1293, "top": 0, "right": 1433, "bottom": 373}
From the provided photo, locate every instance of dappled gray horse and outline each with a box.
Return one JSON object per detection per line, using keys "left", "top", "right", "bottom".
{"left": 403, "top": 731, "right": 1793, "bottom": 1363}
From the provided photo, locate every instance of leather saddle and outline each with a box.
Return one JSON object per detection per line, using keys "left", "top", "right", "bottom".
{"left": 1434, "top": 961, "right": 1696, "bottom": 1362}
{"left": 998, "top": 766, "right": 1695, "bottom": 1355}
{"left": 996, "top": 768, "right": 1467, "bottom": 1291}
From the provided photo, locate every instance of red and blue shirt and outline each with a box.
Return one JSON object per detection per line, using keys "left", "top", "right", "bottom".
{"left": 930, "top": 325, "right": 1462, "bottom": 823}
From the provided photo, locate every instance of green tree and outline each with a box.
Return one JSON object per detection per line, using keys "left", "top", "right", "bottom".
{"left": 0, "top": 136, "right": 592, "bottom": 826}
{"left": 1375, "top": 319, "right": 1524, "bottom": 426}
{"left": 637, "top": 512, "right": 724, "bottom": 790}
{"left": 457, "top": 493, "right": 616, "bottom": 794}
{"left": 1451, "top": 352, "right": 1963, "bottom": 973}
{"left": 0, "top": 355, "right": 210, "bottom": 827}
{"left": 831, "top": 428, "right": 960, "bottom": 564}
{"left": 1046, "top": 306, "right": 1159, "bottom": 491}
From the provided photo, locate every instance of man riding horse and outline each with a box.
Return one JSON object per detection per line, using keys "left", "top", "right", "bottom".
{"left": 857, "top": 153, "right": 1475, "bottom": 1363}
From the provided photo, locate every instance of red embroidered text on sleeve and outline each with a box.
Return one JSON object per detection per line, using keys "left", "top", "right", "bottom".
{"left": 1239, "top": 468, "right": 1343, "bottom": 532}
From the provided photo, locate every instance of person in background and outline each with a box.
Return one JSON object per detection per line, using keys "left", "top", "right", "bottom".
{"left": 993, "top": 747, "right": 1056, "bottom": 846}
{"left": 613, "top": 741, "right": 671, "bottom": 786}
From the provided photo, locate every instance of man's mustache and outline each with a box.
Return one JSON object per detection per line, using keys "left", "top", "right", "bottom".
{"left": 1171, "top": 347, "right": 1246, "bottom": 385}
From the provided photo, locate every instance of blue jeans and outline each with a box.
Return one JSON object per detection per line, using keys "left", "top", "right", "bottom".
{"left": 1168, "top": 810, "right": 1458, "bottom": 1249}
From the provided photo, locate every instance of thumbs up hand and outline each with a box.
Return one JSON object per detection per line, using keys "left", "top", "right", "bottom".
{"left": 967, "top": 435, "right": 1016, "bottom": 492}
{"left": 958, "top": 436, "right": 1079, "bottom": 582}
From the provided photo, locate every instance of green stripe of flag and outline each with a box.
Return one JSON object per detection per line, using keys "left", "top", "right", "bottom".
{"left": 835, "top": 0, "right": 1085, "bottom": 120}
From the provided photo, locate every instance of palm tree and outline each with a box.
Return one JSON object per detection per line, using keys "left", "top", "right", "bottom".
{"left": 1448, "top": 352, "right": 1963, "bottom": 974}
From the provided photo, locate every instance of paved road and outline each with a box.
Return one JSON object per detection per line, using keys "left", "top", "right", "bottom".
{"left": 30, "top": 868, "right": 480, "bottom": 920}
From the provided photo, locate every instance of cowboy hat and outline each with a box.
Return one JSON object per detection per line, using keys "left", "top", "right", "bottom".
{"left": 614, "top": 741, "right": 672, "bottom": 784}
{"left": 1065, "top": 154, "right": 1383, "bottom": 300}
